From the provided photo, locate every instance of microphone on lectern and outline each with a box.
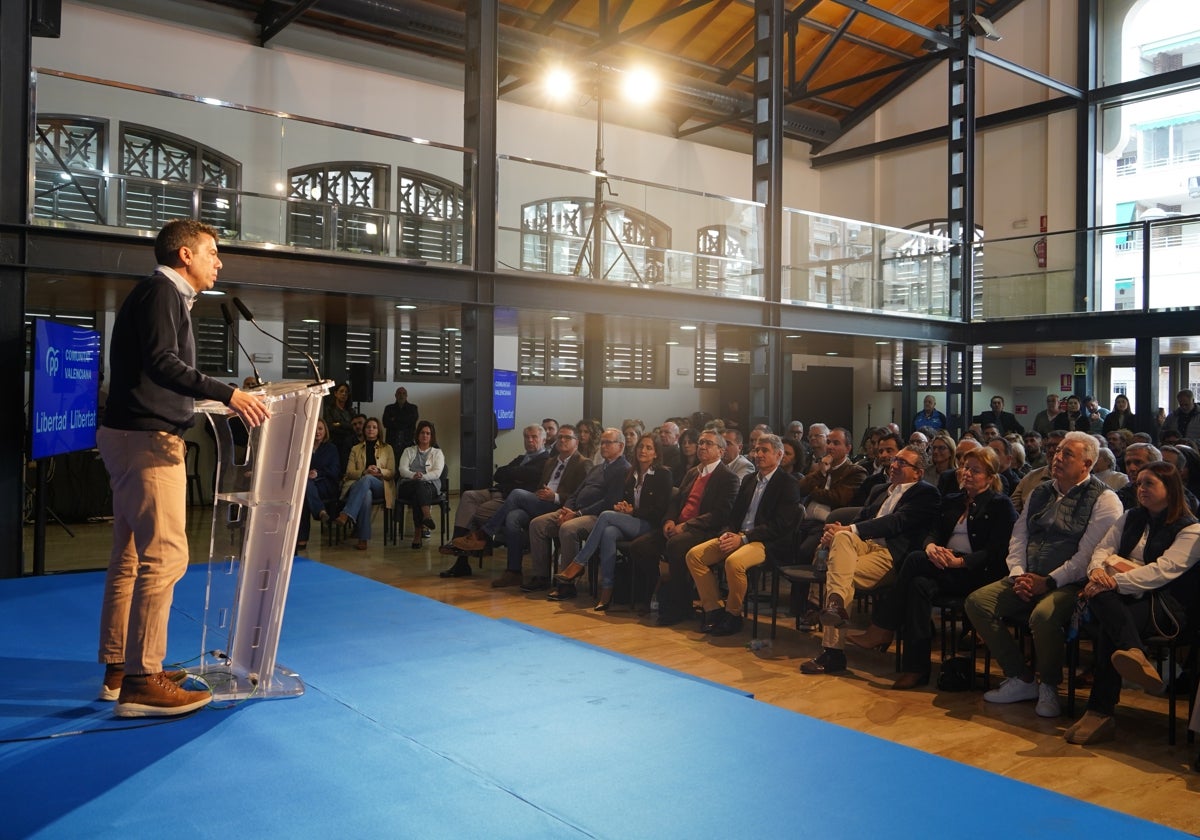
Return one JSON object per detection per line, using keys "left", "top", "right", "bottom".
{"left": 222, "top": 302, "right": 266, "bottom": 388}
{"left": 231, "top": 297, "right": 323, "bottom": 385}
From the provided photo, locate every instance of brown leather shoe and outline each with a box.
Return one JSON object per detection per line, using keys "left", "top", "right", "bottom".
{"left": 99, "top": 664, "right": 187, "bottom": 701}
{"left": 451, "top": 532, "right": 488, "bottom": 552}
{"left": 819, "top": 593, "right": 849, "bottom": 628}
{"left": 491, "top": 569, "right": 523, "bottom": 588}
{"left": 1111, "top": 648, "right": 1165, "bottom": 694}
{"left": 847, "top": 624, "right": 895, "bottom": 652}
{"left": 356, "top": 540, "right": 368, "bottom": 551}
{"left": 335, "top": 512, "right": 350, "bottom": 527}
{"left": 891, "top": 671, "right": 930, "bottom": 690}
{"left": 1065, "top": 710, "right": 1116, "bottom": 745}
{"left": 114, "top": 671, "right": 212, "bottom": 718}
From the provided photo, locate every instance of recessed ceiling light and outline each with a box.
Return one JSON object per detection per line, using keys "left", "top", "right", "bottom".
{"left": 825, "top": 351, "right": 838, "bottom": 356}
{"left": 395, "top": 304, "right": 417, "bottom": 310}
{"left": 301, "top": 318, "right": 319, "bottom": 324}
{"left": 785, "top": 334, "right": 802, "bottom": 339}
{"left": 875, "top": 341, "right": 889, "bottom": 346}
{"left": 986, "top": 345, "right": 1003, "bottom": 350}
{"left": 200, "top": 289, "right": 225, "bottom": 296}
{"left": 665, "top": 340, "right": 680, "bottom": 346}
{"left": 551, "top": 315, "right": 571, "bottom": 321}
{"left": 679, "top": 324, "right": 698, "bottom": 331}
{"left": 444, "top": 326, "right": 460, "bottom": 333}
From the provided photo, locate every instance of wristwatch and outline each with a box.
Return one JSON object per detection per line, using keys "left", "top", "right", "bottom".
{"left": 1044, "top": 575, "right": 1057, "bottom": 592}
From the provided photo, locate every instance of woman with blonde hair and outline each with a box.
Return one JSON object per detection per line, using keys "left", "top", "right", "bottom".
{"left": 336, "top": 417, "right": 395, "bottom": 551}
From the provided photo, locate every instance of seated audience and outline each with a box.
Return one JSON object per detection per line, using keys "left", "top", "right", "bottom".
{"left": 296, "top": 419, "right": 341, "bottom": 551}
{"left": 800, "top": 444, "right": 940, "bottom": 676}
{"left": 781, "top": 438, "right": 805, "bottom": 479}
{"left": 626, "top": 429, "right": 739, "bottom": 626}
{"left": 849, "top": 446, "right": 1016, "bottom": 688}
{"left": 450, "top": 425, "right": 589, "bottom": 588}
{"left": 852, "top": 431, "right": 903, "bottom": 506}
{"left": 395, "top": 420, "right": 446, "bottom": 549}
{"left": 621, "top": 419, "right": 644, "bottom": 461}
{"left": 1066, "top": 461, "right": 1200, "bottom": 745}
{"left": 524, "top": 428, "right": 628, "bottom": 592}
{"left": 1092, "top": 446, "right": 1128, "bottom": 492}
{"left": 439, "top": 424, "right": 550, "bottom": 577}
{"left": 335, "top": 417, "right": 395, "bottom": 551}
{"left": 986, "top": 436, "right": 1020, "bottom": 496}
{"left": 548, "top": 434, "right": 672, "bottom": 609}
{"left": 721, "top": 428, "right": 755, "bottom": 480}
{"left": 686, "top": 435, "right": 800, "bottom": 636}
{"left": 1023, "top": 430, "right": 1047, "bottom": 470}
{"left": 924, "top": 432, "right": 957, "bottom": 485}
{"left": 1010, "top": 431, "right": 1065, "bottom": 512}
{"left": 964, "top": 432, "right": 1122, "bottom": 718}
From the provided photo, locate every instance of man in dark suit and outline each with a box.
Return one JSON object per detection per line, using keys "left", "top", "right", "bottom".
{"left": 973, "top": 395, "right": 1025, "bottom": 435}
{"left": 450, "top": 424, "right": 589, "bottom": 588}
{"left": 800, "top": 445, "right": 941, "bottom": 675}
{"left": 686, "top": 434, "right": 801, "bottom": 636}
{"left": 628, "top": 428, "right": 739, "bottom": 626}
{"left": 523, "top": 428, "right": 629, "bottom": 591}
{"left": 438, "top": 423, "right": 551, "bottom": 577}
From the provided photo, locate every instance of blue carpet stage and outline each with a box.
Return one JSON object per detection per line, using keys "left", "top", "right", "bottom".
{"left": 0, "top": 560, "right": 1187, "bottom": 838}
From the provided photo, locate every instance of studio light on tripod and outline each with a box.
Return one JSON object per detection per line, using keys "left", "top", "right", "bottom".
{"left": 543, "top": 65, "right": 575, "bottom": 102}
{"left": 620, "top": 65, "right": 660, "bottom": 106}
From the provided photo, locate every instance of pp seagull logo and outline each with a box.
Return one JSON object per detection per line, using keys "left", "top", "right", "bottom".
{"left": 45, "top": 346, "right": 60, "bottom": 377}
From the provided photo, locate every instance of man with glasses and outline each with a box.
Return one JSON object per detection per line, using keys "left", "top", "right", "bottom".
{"left": 451, "top": 424, "right": 589, "bottom": 588}
{"left": 523, "top": 428, "right": 629, "bottom": 592}
{"left": 965, "top": 431, "right": 1121, "bottom": 718}
{"left": 628, "top": 429, "right": 739, "bottom": 626}
{"left": 800, "top": 445, "right": 940, "bottom": 675}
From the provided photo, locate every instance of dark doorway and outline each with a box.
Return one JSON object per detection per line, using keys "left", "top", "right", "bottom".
{"left": 792, "top": 366, "right": 854, "bottom": 436}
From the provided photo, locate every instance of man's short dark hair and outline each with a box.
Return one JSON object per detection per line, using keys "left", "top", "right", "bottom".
{"left": 877, "top": 431, "right": 904, "bottom": 451}
{"left": 155, "top": 219, "right": 219, "bottom": 266}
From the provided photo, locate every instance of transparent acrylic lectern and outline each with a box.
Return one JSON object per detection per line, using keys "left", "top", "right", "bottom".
{"left": 194, "top": 378, "right": 332, "bottom": 701}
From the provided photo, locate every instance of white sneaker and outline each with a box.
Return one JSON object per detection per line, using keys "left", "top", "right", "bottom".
{"left": 983, "top": 676, "right": 1039, "bottom": 704}
{"left": 1035, "top": 682, "right": 1061, "bottom": 718}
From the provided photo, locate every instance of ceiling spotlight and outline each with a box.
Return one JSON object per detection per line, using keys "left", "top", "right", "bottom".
{"left": 967, "top": 13, "right": 1002, "bottom": 41}
{"left": 543, "top": 65, "right": 575, "bottom": 102}
{"left": 621, "top": 66, "right": 660, "bottom": 106}
{"left": 551, "top": 315, "right": 571, "bottom": 321}
{"left": 679, "top": 324, "right": 698, "bottom": 331}
{"left": 395, "top": 304, "right": 417, "bottom": 310}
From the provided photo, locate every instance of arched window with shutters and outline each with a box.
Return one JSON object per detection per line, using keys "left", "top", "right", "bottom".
{"left": 695, "top": 225, "right": 755, "bottom": 296}
{"left": 397, "top": 169, "right": 464, "bottom": 262}
{"left": 118, "top": 123, "right": 240, "bottom": 235}
{"left": 287, "top": 162, "right": 389, "bottom": 255}
{"left": 33, "top": 115, "right": 108, "bottom": 225}
{"left": 520, "top": 198, "right": 671, "bottom": 283}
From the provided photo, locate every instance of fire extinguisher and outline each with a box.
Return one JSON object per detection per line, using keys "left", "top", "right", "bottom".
{"left": 1034, "top": 214, "right": 1047, "bottom": 268}
{"left": 1033, "top": 236, "right": 1047, "bottom": 268}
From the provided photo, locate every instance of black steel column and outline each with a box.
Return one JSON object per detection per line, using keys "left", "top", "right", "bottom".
{"left": 582, "top": 313, "right": 604, "bottom": 424}
{"left": 947, "top": 0, "right": 974, "bottom": 324}
{"left": 461, "top": 0, "right": 497, "bottom": 490}
{"left": 1134, "top": 337, "right": 1159, "bottom": 437}
{"left": 751, "top": 0, "right": 785, "bottom": 428}
{"left": 1075, "top": 0, "right": 1098, "bottom": 313}
{"left": 0, "top": 0, "right": 33, "bottom": 578}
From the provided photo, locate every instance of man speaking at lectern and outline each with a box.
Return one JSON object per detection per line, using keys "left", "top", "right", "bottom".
{"left": 97, "top": 219, "right": 270, "bottom": 717}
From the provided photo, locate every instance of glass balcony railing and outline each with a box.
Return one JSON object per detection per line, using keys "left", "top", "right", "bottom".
{"left": 496, "top": 155, "right": 766, "bottom": 298}
{"left": 31, "top": 69, "right": 474, "bottom": 267}
{"left": 782, "top": 209, "right": 957, "bottom": 319}
{"left": 976, "top": 214, "right": 1200, "bottom": 319}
